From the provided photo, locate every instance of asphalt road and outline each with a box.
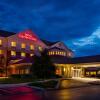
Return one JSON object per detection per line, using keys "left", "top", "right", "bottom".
{"left": 0, "top": 79, "right": 100, "bottom": 100}
{"left": 46, "top": 85, "right": 100, "bottom": 100}
{"left": 0, "top": 86, "right": 45, "bottom": 100}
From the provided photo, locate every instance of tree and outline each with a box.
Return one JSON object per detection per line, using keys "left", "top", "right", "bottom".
{"left": 30, "top": 49, "right": 56, "bottom": 79}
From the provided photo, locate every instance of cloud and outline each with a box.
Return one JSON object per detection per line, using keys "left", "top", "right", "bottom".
{"left": 0, "top": 0, "right": 100, "bottom": 56}
{"left": 73, "top": 26, "right": 100, "bottom": 46}
{"left": 71, "top": 26, "right": 100, "bottom": 56}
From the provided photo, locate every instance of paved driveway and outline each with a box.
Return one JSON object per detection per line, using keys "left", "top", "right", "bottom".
{"left": 46, "top": 85, "right": 100, "bottom": 100}
{"left": 0, "top": 86, "right": 45, "bottom": 100}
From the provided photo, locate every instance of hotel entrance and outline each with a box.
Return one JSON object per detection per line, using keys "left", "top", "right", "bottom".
{"left": 72, "top": 67, "right": 82, "bottom": 77}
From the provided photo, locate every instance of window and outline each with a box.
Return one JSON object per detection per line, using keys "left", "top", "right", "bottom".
{"left": 90, "top": 71, "right": 96, "bottom": 75}
{"left": 0, "top": 50, "right": 3, "bottom": 54}
{"left": 48, "top": 52, "right": 49, "bottom": 55}
{"left": 11, "top": 42, "right": 16, "bottom": 47}
{"left": 49, "top": 52, "right": 52, "bottom": 55}
{"left": 58, "top": 52, "right": 60, "bottom": 55}
{"left": 52, "top": 51, "right": 55, "bottom": 55}
{"left": 21, "top": 43, "right": 26, "bottom": 49}
{"left": 56, "top": 51, "right": 58, "bottom": 55}
{"left": 30, "top": 45, "right": 34, "bottom": 50}
{"left": 51, "top": 52, "right": 53, "bottom": 55}
{"left": 98, "top": 71, "right": 100, "bottom": 74}
{"left": 38, "top": 46, "right": 43, "bottom": 51}
{"left": 86, "top": 72, "right": 89, "bottom": 75}
{"left": 60, "top": 52, "right": 62, "bottom": 55}
{"left": 30, "top": 53, "right": 34, "bottom": 57}
{"left": 68, "top": 52, "right": 72, "bottom": 57}
{"left": 61, "top": 52, "right": 63, "bottom": 55}
{"left": 63, "top": 52, "right": 66, "bottom": 56}
{"left": 0, "top": 40, "right": 2, "bottom": 45}
{"left": 21, "top": 52, "right": 26, "bottom": 57}
{"left": 25, "top": 69, "right": 29, "bottom": 74}
{"left": 11, "top": 51, "right": 16, "bottom": 56}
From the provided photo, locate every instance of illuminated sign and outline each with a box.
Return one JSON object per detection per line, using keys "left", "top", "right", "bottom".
{"left": 18, "top": 30, "right": 37, "bottom": 41}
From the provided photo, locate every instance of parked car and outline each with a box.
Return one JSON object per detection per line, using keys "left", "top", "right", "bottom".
{"left": 0, "top": 86, "right": 45, "bottom": 100}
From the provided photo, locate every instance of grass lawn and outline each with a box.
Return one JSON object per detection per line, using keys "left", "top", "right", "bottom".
{"left": 29, "top": 80, "right": 58, "bottom": 89}
{"left": 0, "top": 78, "right": 37, "bottom": 84}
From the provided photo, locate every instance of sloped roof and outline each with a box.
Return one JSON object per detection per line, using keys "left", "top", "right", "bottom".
{"left": 9, "top": 58, "right": 33, "bottom": 65}
{"left": 51, "top": 55, "right": 100, "bottom": 64}
{"left": 41, "top": 39, "right": 60, "bottom": 46}
{"left": 48, "top": 47, "right": 65, "bottom": 51}
{"left": 0, "top": 30, "right": 16, "bottom": 37}
{"left": 69, "top": 55, "right": 100, "bottom": 64}
{"left": 50, "top": 56, "right": 69, "bottom": 64}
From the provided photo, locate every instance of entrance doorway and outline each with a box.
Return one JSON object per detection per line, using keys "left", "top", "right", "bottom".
{"left": 72, "top": 67, "right": 81, "bottom": 77}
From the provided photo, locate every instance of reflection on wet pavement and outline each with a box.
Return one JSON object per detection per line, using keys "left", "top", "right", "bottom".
{"left": 46, "top": 86, "right": 100, "bottom": 100}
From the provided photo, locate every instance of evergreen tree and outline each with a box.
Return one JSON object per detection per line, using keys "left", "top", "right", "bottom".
{"left": 30, "top": 49, "right": 56, "bottom": 78}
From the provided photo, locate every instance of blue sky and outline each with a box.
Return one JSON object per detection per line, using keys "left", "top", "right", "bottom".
{"left": 0, "top": 0, "right": 100, "bottom": 57}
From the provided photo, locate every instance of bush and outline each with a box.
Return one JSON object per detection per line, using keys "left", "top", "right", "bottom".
{"left": 29, "top": 80, "right": 58, "bottom": 88}
{"left": 21, "top": 74, "right": 33, "bottom": 78}
{"left": 10, "top": 74, "right": 33, "bottom": 78}
{"left": 10, "top": 74, "right": 22, "bottom": 78}
{"left": 52, "top": 75, "right": 62, "bottom": 78}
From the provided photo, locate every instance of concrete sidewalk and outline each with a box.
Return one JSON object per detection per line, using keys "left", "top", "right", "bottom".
{"left": 72, "top": 77, "right": 100, "bottom": 83}
{"left": 0, "top": 83, "right": 29, "bottom": 88}
{"left": 1, "top": 78, "right": 99, "bottom": 89}
{"left": 58, "top": 79, "right": 90, "bottom": 89}
{"left": 0, "top": 79, "right": 59, "bottom": 88}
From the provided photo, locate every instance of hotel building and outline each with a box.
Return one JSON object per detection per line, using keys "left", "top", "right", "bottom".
{"left": 0, "top": 29, "right": 100, "bottom": 78}
{"left": 0, "top": 30, "right": 73, "bottom": 77}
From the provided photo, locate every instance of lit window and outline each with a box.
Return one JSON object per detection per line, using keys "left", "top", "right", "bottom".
{"left": 30, "top": 53, "right": 34, "bottom": 57}
{"left": 52, "top": 51, "right": 54, "bottom": 55}
{"left": 38, "top": 46, "right": 43, "bottom": 51}
{"left": 68, "top": 52, "right": 72, "bottom": 57}
{"left": 51, "top": 52, "right": 53, "bottom": 55}
{"left": 61, "top": 52, "right": 63, "bottom": 55}
{"left": 25, "top": 69, "right": 29, "bottom": 74}
{"left": 30, "top": 45, "right": 34, "bottom": 50}
{"left": 11, "top": 42, "right": 16, "bottom": 47}
{"left": 60, "top": 52, "right": 62, "bottom": 55}
{"left": 90, "top": 71, "right": 96, "bottom": 75}
{"left": 49, "top": 52, "right": 52, "bottom": 55}
{"left": 63, "top": 67, "right": 66, "bottom": 72}
{"left": 21, "top": 52, "right": 26, "bottom": 57}
{"left": 0, "top": 50, "right": 3, "bottom": 54}
{"left": 0, "top": 40, "right": 2, "bottom": 45}
{"left": 58, "top": 52, "right": 60, "bottom": 55}
{"left": 98, "top": 71, "right": 100, "bottom": 74}
{"left": 56, "top": 51, "right": 58, "bottom": 55}
{"left": 49, "top": 52, "right": 51, "bottom": 55}
{"left": 21, "top": 43, "right": 26, "bottom": 48}
{"left": 86, "top": 72, "right": 89, "bottom": 75}
{"left": 63, "top": 52, "right": 66, "bottom": 56}
{"left": 11, "top": 51, "right": 16, "bottom": 56}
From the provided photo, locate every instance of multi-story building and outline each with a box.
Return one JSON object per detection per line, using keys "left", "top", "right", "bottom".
{"left": 0, "top": 30, "right": 73, "bottom": 77}
{"left": 0, "top": 29, "right": 100, "bottom": 78}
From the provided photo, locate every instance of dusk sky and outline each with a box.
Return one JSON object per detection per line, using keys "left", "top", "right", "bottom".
{"left": 0, "top": 0, "right": 100, "bottom": 57}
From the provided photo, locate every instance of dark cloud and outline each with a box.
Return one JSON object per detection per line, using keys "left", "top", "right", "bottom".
{"left": 0, "top": 0, "right": 100, "bottom": 56}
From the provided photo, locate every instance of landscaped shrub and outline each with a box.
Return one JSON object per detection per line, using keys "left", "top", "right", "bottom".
{"left": 10, "top": 74, "right": 22, "bottom": 78}
{"left": 53, "top": 75, "right": 62, "bottom": 78}
{"left": 21, "top": 74, "right": 33, "bottom": 78}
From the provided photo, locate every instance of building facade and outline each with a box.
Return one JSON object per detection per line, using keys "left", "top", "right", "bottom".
{"left": 0, "top": 30, "right": 100, "bottom": 78}
{"left": 1, "top": 30, "right": 99, "bottom": 78}
{"left": 54, "top": 55, "right": 100, "bottom": 78}
{"left": 0, "top": 30, "right": 73, "bottom": 77}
